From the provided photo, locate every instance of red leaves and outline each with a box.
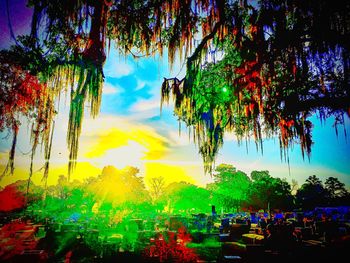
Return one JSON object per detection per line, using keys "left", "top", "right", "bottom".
{"left": 0, "top": 220, "right": 39, "bottom": 260}
{"left": 144, "top": 229, "right": 198, "bottom": 262}
{"left": 287, "top": 120, "right": 294, "bottom": 128}
{"left": 278, "top": 118, "right": 296, "bottom": 151}
{"left": 251, "top": 70, "right": 260, "bottom": 79}
{"left": 0, "top": 65, "right": 46, "bottom": 131}
{"left": 279, "top": 119, "right": 295, "bottom": 129}
{"left": 18, "top": 72, "right": 46, "bottom": 110}
{"left": 0, "top": 184, "right": 26, "bottom": 212}
{"left": 249, "top": 25, "right": 258, "bottom": 34}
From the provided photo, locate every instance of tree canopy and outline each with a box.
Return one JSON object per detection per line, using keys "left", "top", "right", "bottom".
{"left": 207, "top": 164, "right": 250, "bottom": 211}
{"left": 0, "top": 0, "right": 349, "bottom": 180}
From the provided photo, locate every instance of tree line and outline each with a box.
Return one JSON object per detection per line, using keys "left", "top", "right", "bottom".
{"left": 1, "top": 164, "right": 349, "bottom": 216}
{"left": 207, "top": 164, "right": 350, "bottom": 212}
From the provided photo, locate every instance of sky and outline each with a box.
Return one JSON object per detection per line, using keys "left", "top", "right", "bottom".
{"left": 0, "top": 0, "right": 350, "bottom": 189}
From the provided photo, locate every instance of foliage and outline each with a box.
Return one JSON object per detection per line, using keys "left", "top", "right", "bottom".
{"left": 207, "top": 164, "right": 251, "bottom": 211}
{"left": 149, "top": 176, "right": 166, "bottom": 201}
{"left": 87, "top": 166, "right": 151, "bottom": 207}
{"left": 161, "top": 181, "right": 212, "bottom": 214}
{"left": 323, "top": 176, "right": 350, "bottom": 206}
{"left": 1, "top": 164, "right": 349, "bottom": 225}
{"left": 143, "top": 231, "right": 199, "bottom": 262}
{"left": 296, "top": 175, "right": 327, "bottom": 209}
{"left": 0, "top": 184, "right": 26, "bottom": 212}
{"left": 161, "top": 0, "right": 350, "bottom": 173}
{"left": 1, "top": 0, "right": 349, "bottom": 181}
{"left": 248, "top": 170, "right": 294, "bottom": 211}
{"left": 0, "top": 50, "right": 53, "bottom": 178}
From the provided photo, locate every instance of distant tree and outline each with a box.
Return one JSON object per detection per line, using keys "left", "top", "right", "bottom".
{"left": 162, "top": 182, "right": 211, "bottom": 214}
{"left": 88, "top": 166, "right": 151, "bottom": 207}
{"left": 249, "top": 171, "right": 293, "bottom": 211}
{"left": 82, "top": 176, "right": 99, "bottom": 187}
{"left": 324, "top": 177, "right": 349, "bottom": 205}
{"left": 57, "top": 174, "right": 69, "bottom": 199}
{"left": 149, "top": 176, "right": 166, "bottom": 201}
{"left": 208, "top": 164, "right": 251, "bottom": 212}
{"left": 306, "top": 175, "right": 323, "bottom": 186}
{"left": 272, "top": 178, "right": 294, "bottom": 211}
{"left": 249, "top": 170, "right": 273, "bottom": 211}
{"left": 296, "top": 175, "right": 326, "bottom": 209}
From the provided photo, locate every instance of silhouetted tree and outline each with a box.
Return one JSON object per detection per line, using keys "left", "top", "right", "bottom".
{"left": 296, "top": 175, "right": 326, "bottom": 209}
{"left": 325, "top": 177, "right": 349, "bottom": 205}
{"left": 249, "top": 171, "right": 293, "bottom": 211}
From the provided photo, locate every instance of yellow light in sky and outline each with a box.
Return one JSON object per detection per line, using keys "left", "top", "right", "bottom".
{"left": 0, "top": 116, "right": 203, "bottom": 188}
{"left": 88, "top": 141, "right": 146, "bottom": 169}
{"left": 144, "top": 162, "right": 196, "bottom": 187}
{"left": 84, "top": 127, "right": 169, "bottom": 161}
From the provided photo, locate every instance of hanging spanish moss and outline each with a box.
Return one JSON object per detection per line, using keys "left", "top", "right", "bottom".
{"left": 161, "top": 0, "right": 350, "bottom": 173}
{"left": 42, "top": 120, "right": 55, "bottom": 201}
{"left": 67, "top": 64, "right": 104, "bottom": 179}
{"left": 0, "top": 126, "right": 18, "bottom": 179}
{"left": 1, "top": 0, "right": 349, "bottom": 179}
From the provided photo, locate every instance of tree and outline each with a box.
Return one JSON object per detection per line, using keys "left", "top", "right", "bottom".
{"left": 306, "top": 175, "right": 323, "bottom": 186}
{"left": 248, "top": 171, "right": 293, "bottom": 211}
{"left": 1, "top": 0, "right": 349, "bottom": 179}
{"left": 0, "top": 183, "right": 26, "bottom": 212}
{"left": 57, "top": 175, "right": 70, "bottom": 199}
{"left": 162, "top": 182, "right": 211, "bottom": 214}
{"left": 208, "top": 164, "right": 251, "bottom": 212}
{"left": 271, "top": 178, "right": 294, "bottom": 211}
{"left": 149, "top": 176, "right": 166, "bottom": 201}
{"left": 88, "top": 166, "right": 151, "bottom": 207}
{"left": 324, "top": 177, "right": 349, "bottom": 205}
{"left": 296, "top": 175, "right": 326, "bottom": 209}
{"left": 161, "top": 0, "right": 350, "bottom": 173}
{"left": 0, "top": 53, "right": 52, "bottom": 179}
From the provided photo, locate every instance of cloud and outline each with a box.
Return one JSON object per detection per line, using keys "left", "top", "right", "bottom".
{"left": 82, "top": 116, "right": 171, "bottom": 163}
{"left": 86, "top": 141, "right": 147, "bottom": 169}
{"left": 168, "top": 130, "right": 191, "bottom": 146}
{"left": 104, "top": 48, "right": 134, "bottom": 78}
{"left": 130, "top": 98, "right": 160, "bottom": 112}
{"left": 103, "top": 82, "right": 123, "bottom": 95}
{"left": 105, "top": 62, "right": 133, "bottom": 78}
{"left": 136, "top": 79, "right": 147, "bottom": 91}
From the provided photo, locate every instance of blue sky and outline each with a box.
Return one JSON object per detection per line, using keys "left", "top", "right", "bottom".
{"left": 0, "top": 0, "right": 349, "bottom": 188}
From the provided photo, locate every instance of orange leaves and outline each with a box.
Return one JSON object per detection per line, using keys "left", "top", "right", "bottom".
{"left": 279, "top": 119, "right": 294, "bottom": 129}
{"left": 278, "top": 118, "right": 296, "bottom": 151}
{"left": 202, "top": 20, "right": 211, "bottom": 38}
{"left": 250, "top": 25, "right": 258, "bottom": 34}
{"left": 243, "top": 102, "right": 256, "bottom": 118}
{"left": 249, "top": 102, "right": 255, "bottom": 112}
{"left": 244, "top": 105, "right": 250, "bottom": 117}
{"left": 0, "top": 185, "right": 26, "bottom": 212}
